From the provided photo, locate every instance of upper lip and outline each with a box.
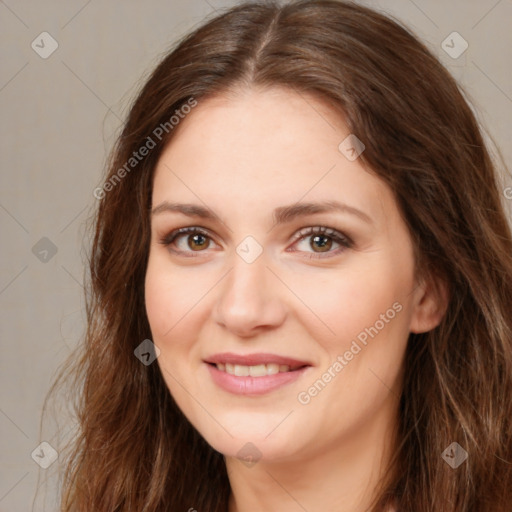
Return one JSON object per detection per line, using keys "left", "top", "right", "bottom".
{"left": 204, "top": 352, "right": 311, "bottom": 369}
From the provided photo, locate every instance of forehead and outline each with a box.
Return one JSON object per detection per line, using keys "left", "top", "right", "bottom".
{"left": 151, "top": 87, "right": 392, "bottom": 223}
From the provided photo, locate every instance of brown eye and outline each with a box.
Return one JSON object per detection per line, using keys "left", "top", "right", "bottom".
{"left": 188, "top": 233, "right": 210, "bottom": 251}
{"left": 289, "top": 226, "right": 353, "bottom": 259}
{"left": 310, "top": 234, "right": 333, "bottom": 252}
{"left": 159, "top": 226, "right": 217, "bottom": 256}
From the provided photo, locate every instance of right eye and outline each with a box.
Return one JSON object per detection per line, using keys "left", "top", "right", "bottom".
{"left": 159, "top": 226, "right": 220, "bottom": 257}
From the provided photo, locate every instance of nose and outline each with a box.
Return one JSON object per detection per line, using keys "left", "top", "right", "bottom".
{"left": 212, "top": 252, "right": 287, "bottom": 338}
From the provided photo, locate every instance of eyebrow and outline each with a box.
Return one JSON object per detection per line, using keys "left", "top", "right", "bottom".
{"left": 151, "top": 200, "right": 373, "bottom": 225}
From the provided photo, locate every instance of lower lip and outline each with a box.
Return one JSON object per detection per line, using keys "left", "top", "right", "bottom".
{"left": 206, "top": 363, "right": 310, "bottom": 395}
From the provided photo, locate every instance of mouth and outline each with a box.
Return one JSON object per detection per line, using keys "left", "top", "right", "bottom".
{"left": 204, "top": 352, "right": 310, "bottom": 375}
{"left": 203, "top": 353, "right": 312, "bottom": 395}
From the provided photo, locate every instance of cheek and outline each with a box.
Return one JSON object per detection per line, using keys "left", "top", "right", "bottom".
{"left": 145, "top": 259, "right": 192, "bottom": 396}
{"left": 293, "top": 251, "right": 414, "bottom": 415}
{"left": 144, "top": 254, "right": 203, "bottom": 339}
{"left": 293, "top": 278, "right": 411, "bottom": 436}
{"left": 289, "top": 259, "right": 413, "bottom": 356}
{"left": 144, "top": 264, "right": 173, "bottom": 339}
{"left": 144, "top": 253, "right": 213, "bottom": 384}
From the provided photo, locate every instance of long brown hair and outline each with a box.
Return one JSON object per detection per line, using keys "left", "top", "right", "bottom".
{"left": 47, "top": 1, "right": 512, "bottom": 510}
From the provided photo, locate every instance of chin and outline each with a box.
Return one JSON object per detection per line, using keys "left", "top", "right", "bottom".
{"left": 189, "top": 409, "right": 303, "bottom": 462}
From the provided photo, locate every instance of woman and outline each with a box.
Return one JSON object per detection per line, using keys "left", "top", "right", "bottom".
{"left": 51, "top": 1, "right": 512, "bottom": 510}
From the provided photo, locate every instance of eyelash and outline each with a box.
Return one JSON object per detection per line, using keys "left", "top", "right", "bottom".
{"left": 158, "top": 226, "right": 353, "bottom": 259}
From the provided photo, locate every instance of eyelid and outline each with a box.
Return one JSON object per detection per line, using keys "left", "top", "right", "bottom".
{"left": 290, "top": 226, "right": 351, "bottom": 244}
{"left": 162, "top": 226, "right": 214, "bottom": 241}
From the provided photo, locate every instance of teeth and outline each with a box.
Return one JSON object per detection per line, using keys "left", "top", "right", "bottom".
{"left": 234, "top": 364, "right": 249, "bottom": 377}
{"left": 249, "top": 364, "right": 266, "bottom": 377}
{"left": 266, "top": 363, "right": 280, "bottom": 375}
{"left": 217, "top": 362, "right": 293, "bottom": 376}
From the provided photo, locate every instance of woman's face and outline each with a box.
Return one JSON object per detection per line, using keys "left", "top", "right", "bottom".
{"left": 145, "top": 87, "right": 435, "bottom": 463}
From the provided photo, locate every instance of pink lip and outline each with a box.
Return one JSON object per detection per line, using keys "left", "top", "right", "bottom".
{"left": 204, "top": 353, "right": 312, "bottom": 396}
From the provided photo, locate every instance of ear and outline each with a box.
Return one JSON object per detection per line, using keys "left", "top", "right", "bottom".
{"left": 409, "top": 272, "right": 450, "bottom": 334}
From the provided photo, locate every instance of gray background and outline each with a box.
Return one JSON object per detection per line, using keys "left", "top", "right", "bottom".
{"left": 1, "top": 0, "right": 511, "bottom": 510}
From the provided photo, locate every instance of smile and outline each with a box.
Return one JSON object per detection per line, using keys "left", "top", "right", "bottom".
{"left": 204, "top": 353, "right": 311, "bottom": 395}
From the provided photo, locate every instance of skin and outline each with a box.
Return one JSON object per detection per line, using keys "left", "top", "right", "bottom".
{"left": 145, "top": 86, "right": 447, "bottom": 512}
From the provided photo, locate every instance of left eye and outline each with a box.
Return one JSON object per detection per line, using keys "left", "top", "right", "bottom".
{"left": 289, "top": 226, "right": 352, "bottom": 258}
